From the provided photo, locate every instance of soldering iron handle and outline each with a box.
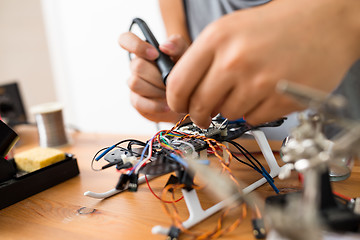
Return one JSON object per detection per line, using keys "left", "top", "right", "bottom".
{"left": 132, "top": 18, "right": 174, "bottom": 85}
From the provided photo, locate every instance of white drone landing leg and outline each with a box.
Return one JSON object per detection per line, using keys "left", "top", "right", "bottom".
{"left": 152, "top": 129, "right": 283, "bottom": 237}
{"left": 152, "top": 188, "right": 235, "bottom": 235}
{"left": 84, "top": 175, "right": 159, "bottom": 199}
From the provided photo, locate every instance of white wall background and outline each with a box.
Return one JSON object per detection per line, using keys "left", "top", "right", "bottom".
{"left": 41, "top": 0, "right": 170, "bottom": 135}
{"left": 0, "top": 0, "right": 57, "bottom": 117}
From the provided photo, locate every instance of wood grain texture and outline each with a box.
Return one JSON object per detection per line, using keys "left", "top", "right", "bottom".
{"left": 0, "top": 125, "right": 359, "bottom": 240}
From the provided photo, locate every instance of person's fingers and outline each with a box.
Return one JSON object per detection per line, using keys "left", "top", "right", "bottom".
{"left": 243, "top": 93, "right": 304, "bottom": 125}
{"left": 130, "top": 57, "right": 165, "bottom": 89}
{"left": 218, "top": 76, "right": 273, "bottom": 121}
{"left": 118, "top": 32, "right": 159, "bottom": 60}
{"left": 127, "top": 76, "right": 165, "bottom": 98}
{"left": 159, "top": 34, "right": 190, "bottom": 62}
{"left": 129, "top": 92, "right": 183, "bottom": 123}
{"left": 130, "top": 92, "right": 169, "bottom": 114}
{"left": 127, "top": 70, "right": 165, "bottom": 99}
{"left": 139, "top": 111, "right": 185, "bottom": 124}
{"left": 166, "top": 33, "right": 215, "bottom": 114}
{"left": 186, "top": 60, "right": 236, "bottom": 128}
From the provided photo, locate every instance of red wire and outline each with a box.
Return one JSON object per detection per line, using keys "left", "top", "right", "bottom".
{"left": 300, "top": 173, "right": 352, "bottom": 201}
{"left": 145, "top": 175, "right": 184, "bottom": 203}
{"left": 333, "top": 191, "right": 353, "bottom": 201}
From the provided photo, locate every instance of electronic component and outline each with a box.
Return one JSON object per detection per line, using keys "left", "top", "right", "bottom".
{"left": 128, "top": 173, "right": 139, "bottom": 192}
{"left": 87, "top": 114, "right": 283, "bottom": 240}
{"left": 101, "top": 159, "right": 124, "bottom": 170}
{"left": 104, "top": 148, "right": 125, "bottom": 164}
{"left": 354, "top": 197, "right": 360, "bottom": 215}
{"left": 177, "top": 169, "right": 194, "bottom": 191}
{"left": 140, "top": 152, "right": 181, "bottom": 176}
{"left": 252, "top": 218, "right": 266, "bottom": 239}
{"left": 102, "top": 147, "right": 143, "bottom": 170}
{"left": 167, "top": 226, "right": 181, "bottom": 240}
{"left": 116, "top": 162, "right": 133, "bottom": 171}
{"left": 115, "top": 174, "right": 130, "bottom": 191}
{"left": 164, "top": 175, "right": 179, "bottom": 192}
{"left": 172, "top": 138, "right": 208, "bottom": 154}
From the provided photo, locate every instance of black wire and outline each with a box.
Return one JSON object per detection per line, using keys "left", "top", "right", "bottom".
{"left": 91, "top": 147, "right": 109, "bottom": 171}
{"left": 231, "top": 153, "right": 262, "bottom": 174}
{"left": 113, "top": 139, "right": 145, "bottom": 148}
{"left": 226, "top": 140, "right": 259, "bottom": 169}
{"left": 91, "top": 139, "right": 149, "bottom": 171}
{"left": 126, "top": 139, "right": 146, "bottom": 151}
{"left": 227, "top": 140, "right": 265, "bottom": 171}
{"left": 226, "top": 140, "right": 279, "bottom": 193}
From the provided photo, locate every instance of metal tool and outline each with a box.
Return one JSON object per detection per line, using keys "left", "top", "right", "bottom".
{"left": 265, "top": 80, "right": 360, "bottom": 240}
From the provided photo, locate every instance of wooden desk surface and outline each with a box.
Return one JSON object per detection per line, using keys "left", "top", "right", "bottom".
{"left": 0, "top": 125, "right": 359, "bottom": 240}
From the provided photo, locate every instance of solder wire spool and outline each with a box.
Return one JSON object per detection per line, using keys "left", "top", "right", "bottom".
{"left": 30, "top": 102, "right": 68, "bottom": 148}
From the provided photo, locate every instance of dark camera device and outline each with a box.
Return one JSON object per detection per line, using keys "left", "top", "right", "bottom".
{"left": 129, "top": 18, "right": 174, "bottom": 85}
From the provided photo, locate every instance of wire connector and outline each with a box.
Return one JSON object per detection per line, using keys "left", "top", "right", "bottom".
{"left": 167, "top": 226, "right": 181, "bottom": 240}
{"left": 115, "top": 174, "right": 130, "bottom": 190}
{"left": 128, "top": 173, "right": 139, "bottom": 192}
{"left": 252, "top": 218, "right": 266, "bottom": 239}
{"left": 116, "top": 162, "right": 133, "bottom": 170}
{"left": 354, "top": 197, "right": 360, "bottom": 215}
{"left": 177, "top": 170, "right": 194, "bottom": 191}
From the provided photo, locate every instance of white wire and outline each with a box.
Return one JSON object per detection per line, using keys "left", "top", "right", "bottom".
{"left": 172, "top": 139, "right": 197, "bottom": 157}
{"left": 134, "top": 135, "right": 155, "bottom": 174}
{"left": 161, "top": 135, "right": 172, "bottom": 145}
{"left": 219, "top": 118, "right": 228, "bottom": 129}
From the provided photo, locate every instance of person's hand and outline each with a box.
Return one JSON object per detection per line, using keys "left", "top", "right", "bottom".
{"left": 166, "top": 0, "right": 360, "bottom": 128}
{"left": 118, "top": 33, "right": 189, "bottom": 122}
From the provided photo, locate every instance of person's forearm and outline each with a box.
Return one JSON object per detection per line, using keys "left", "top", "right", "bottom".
{"left": 301, "top": 0, "right": 360, "bottom": 63}
{"left": 340, "top": 0, "right": 360, "bottom": 61}
{"left": 158, "top": 0, "right": 191, "bottom": 44}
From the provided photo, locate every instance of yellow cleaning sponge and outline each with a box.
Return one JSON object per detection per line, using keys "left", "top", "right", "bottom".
{"left": 14, "top": 147, "right": 66, "bottom": 172}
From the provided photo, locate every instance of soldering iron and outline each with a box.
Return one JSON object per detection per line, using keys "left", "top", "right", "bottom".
{"left": 129, "top": 18, "right": 174, "bottom": 85}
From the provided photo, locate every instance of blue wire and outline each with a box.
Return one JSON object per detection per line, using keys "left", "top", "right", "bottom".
{"left": 262, "top": 172, "right": 279, "bottom": 194}
{"left": 197, "top": 159, "right": 210, "bottom": 165}
{"left": 169, "top": 153, "right": 188, "bottom": 168}
{"left": 169, "top": 153, "right": 210, "bottom": 168}
{"left": 95, "top": 144, "right": 116, "bottom": 161}
{"left": 260, "top": 166, "right": 275, "bottom": 183}
{"left": 228, "top": 118, "right": 246, "bottom": 124}
{"left": 129, "top": 136, "right": 153, "bottom": 174}
{"left": 257, "top": 165, "right": 278, "bottom": 193}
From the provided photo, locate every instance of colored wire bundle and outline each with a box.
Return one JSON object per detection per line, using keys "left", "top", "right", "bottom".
{"left": 91, "top": 114, "right": 277, "bottom": 239}
{"left": 158, "top": 115, "right": 239, "bottom": 186}
{"left": 153, "top": 115, "right": 248, "bottom": 239}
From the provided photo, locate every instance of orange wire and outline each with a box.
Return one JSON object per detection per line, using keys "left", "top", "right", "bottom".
{"left": 160, "top": 183, "right": 248, "bottom": 240}
{"left": 144, "top": 175, "right": 184, "bottom": 203}
{"left": 156, "top": 114, "right": 249, "bottom": 240}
